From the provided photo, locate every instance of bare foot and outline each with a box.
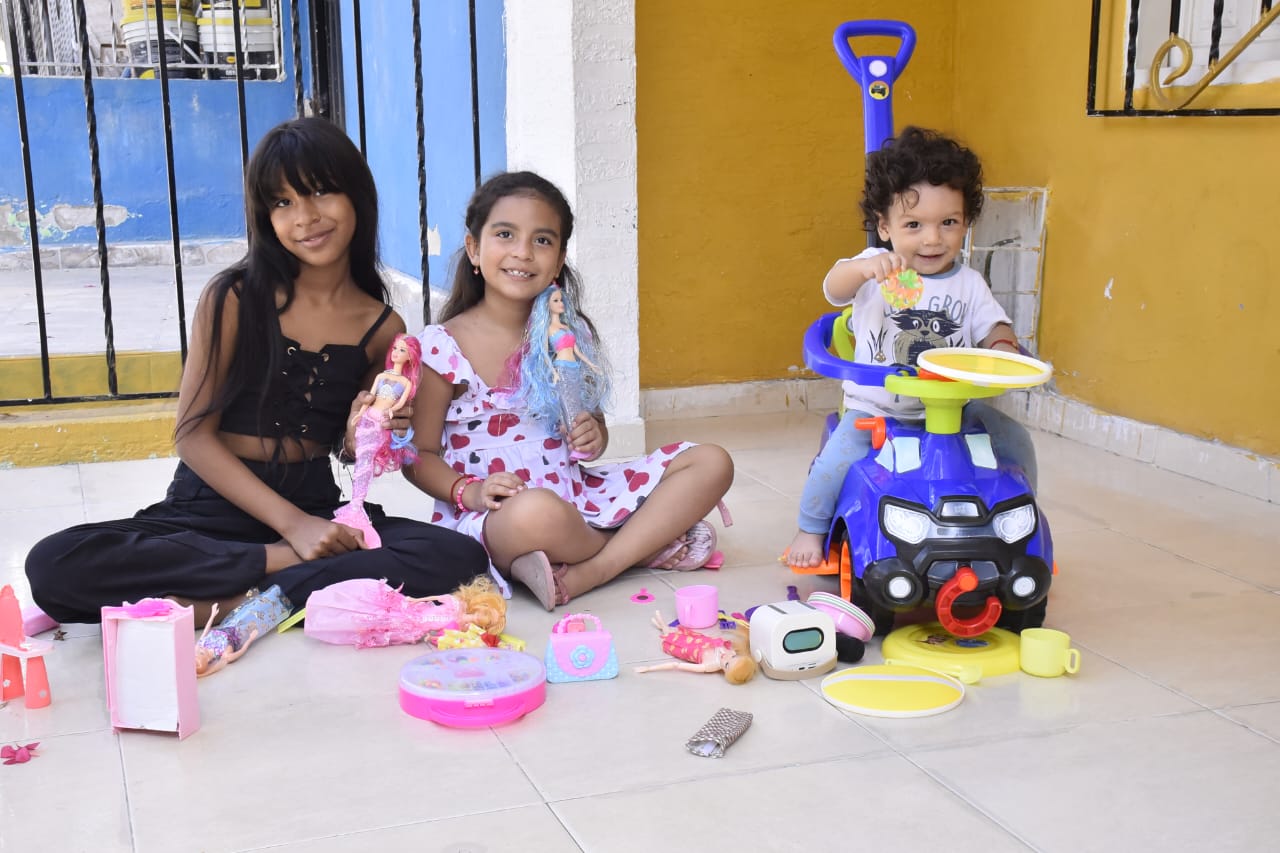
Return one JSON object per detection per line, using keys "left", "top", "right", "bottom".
{"left": 265, "top": 540, "right": 304, "bottom": 573}
{"left": 639, "top": 542, "right": 691, "bottom": 570}
{"left": 785, "top": 531, "right": 827, "bottom": 568}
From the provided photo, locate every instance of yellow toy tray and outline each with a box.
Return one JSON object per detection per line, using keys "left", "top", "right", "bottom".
{"left": 880, "top": 622, "right": 1021, "bottom": 684}
{"left": 916, "top": 347, "right": 1052, "bottom": 389}
{"left": 821, "top": 664, "right": 965, "bottom": 718}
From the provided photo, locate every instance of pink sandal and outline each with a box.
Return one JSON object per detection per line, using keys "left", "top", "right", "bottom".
{"left": 640, "top": 502, "right": 733, "bottom": 572}
{"left": 510, "top": 551, "right": 572, "bottom": 611}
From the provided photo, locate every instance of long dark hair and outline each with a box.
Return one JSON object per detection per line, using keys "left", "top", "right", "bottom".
{"left": 177, "top": 117, "right": 387, "bottom": 442}
{"left": 438, "top": 171, "right": 598, "bottom": 347}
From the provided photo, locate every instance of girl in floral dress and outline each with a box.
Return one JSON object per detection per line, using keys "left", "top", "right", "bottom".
{"left": 407, "top": 171, "right": 734, "bottom": 610}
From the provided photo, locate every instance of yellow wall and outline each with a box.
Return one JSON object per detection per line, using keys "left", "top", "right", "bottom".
{"left": 636, "top": 1, "right": 1280, "bottom": 457}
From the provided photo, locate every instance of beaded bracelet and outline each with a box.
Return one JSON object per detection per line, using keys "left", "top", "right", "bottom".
{"left": 454, "top": 475, "right": 483, "bottom": 512}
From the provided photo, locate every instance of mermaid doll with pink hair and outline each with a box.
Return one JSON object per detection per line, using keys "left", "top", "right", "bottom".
{"left": 333, "top": 333, "right": 422, "bottom": 547}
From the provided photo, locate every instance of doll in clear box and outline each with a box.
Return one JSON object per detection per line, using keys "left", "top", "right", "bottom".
{"left": 519, "top": 283, "right": 609, "bottom": 461}
{"left": 634, "top": 611, "right": 758, "bottom": 685}
{"left": 333, "top": 333, "right": 422, "bottom": 547}
{"left": 194, "top": 585, "right": 292, "bottom": 677}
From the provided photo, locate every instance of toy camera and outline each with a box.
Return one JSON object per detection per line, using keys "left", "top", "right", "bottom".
{"left": 748, "top": 600, "right": 837, "bottom": 680}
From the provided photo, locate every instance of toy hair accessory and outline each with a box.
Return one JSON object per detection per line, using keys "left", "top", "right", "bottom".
{"left": 686, "top": 707, "right": 753, "bottom": 758}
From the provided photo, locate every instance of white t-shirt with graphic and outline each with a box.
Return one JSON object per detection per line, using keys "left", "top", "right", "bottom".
{"left": 823, "top": 247, "right": 1011, "bottom": 420}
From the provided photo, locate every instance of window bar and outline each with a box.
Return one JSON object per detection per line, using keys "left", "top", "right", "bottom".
{"left": 467, "top": 0, "right": 481, "bottom": 188}
{"left": 1169, "top": 0, "right": 1183, "bottom": 35}
{"left": 1124, "top": 0, "right": 1142, "bottom": 111}
{"left": 14, "top": 0, "right": 38, "bottom": 75}
{"left": 73, "top": 0, "right": 119, "bottom": 396}
{"left": 352, "top": 0, "right": 366, "bottom": 155}
{"left": 230, "top": 0, "right": 249, "bottom": 169}
{"left": 1087, "top": 0, "right": 1104, "bottom": 113}
{"left": 290, "top": 0, "right": 305, "bottom": 116}
{"left": 3, "top": 1, "right": 52, "bottom": 401}
{"left": 1266, "top": 3, "right": 1275, "bottom": 17}
{"left": 149, "top": 0, "right": 189, "bottom": 362}
{"left": 411, "top": 0, "right": 431, "bottom": 324}
{"left": 1209, "top": 0, "right": 1226, "bottom": 65}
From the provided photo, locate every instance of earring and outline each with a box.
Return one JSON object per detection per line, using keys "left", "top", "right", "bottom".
{"left": 472, "top": 265, "right": 479, "bottom": 275}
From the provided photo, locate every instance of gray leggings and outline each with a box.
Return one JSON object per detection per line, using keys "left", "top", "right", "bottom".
{"left": 796, "top": 401, "right": 1038, "bottom": 534}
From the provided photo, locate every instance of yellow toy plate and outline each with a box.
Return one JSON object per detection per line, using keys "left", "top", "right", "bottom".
{"left": 916, "top": 347, "right": 1052, "bottom": 389}
{"left": 880, "top": 622, "right": 1021, "bottom": 684}
{"left": 821, "top": 664, "right": 965, "bottom": 718}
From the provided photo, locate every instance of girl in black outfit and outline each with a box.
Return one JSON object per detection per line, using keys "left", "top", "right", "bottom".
{"left": 26, "top": 117, "right": 487, "bottom": 625}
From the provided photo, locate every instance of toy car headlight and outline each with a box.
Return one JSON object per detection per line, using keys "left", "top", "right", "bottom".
{"left": 882, "top": 504, "right": 930, "bottom": 544}
{"left": 992, "top": 504, "right": 1036, "bottom": 543}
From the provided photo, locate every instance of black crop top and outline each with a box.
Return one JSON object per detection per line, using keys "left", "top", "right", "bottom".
{"left": 219, "top": 305, "right": 393, "bottom": 448}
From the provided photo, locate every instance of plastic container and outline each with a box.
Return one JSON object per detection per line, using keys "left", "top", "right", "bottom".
{"left": 399, "top": 648, "right": 546, "bottom": 728}
{"left": 198, "top": 11, "right": 275, "bottom": 79}
{"left": 122, "top": 10, "right": 199, "bottom": 78}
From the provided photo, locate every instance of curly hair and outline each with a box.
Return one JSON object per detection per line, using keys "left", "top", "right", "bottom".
{"left": 859, "top": 126, "right": 984, "bottom": 233}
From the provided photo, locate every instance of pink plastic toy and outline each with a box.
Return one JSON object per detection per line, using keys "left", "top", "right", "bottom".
{"left": 399, "top": 647, "right": 546, "bottom": 728}
{"left": 303, "top": 576, "right": 506, "bottom": 649}
{"left": 0, "top": 585, "right": 54, "bottom": 709}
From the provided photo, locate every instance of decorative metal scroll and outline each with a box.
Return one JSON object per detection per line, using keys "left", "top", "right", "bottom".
{"left": 1149, "top": 4, "right": 1280, "bottom": 110}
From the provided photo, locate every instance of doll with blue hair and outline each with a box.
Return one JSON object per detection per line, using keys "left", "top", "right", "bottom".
{"left": 406, "top": 171, "right": 735, "bottom": 611}
{"left": 519, "top": 283, "right": 609, "bottom": 461}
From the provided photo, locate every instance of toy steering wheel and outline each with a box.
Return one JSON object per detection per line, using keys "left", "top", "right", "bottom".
{"left": 916, "top": 347, "right": 1053, "bottom": 389}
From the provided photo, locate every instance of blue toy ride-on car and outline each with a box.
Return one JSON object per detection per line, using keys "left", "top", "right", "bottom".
{"left": 795, "top": 311, "right": 1056, "bottom": 638}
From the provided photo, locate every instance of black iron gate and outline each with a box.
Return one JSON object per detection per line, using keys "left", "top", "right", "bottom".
{"left": 1, "top": 0, "right": 485, "bottom": 408}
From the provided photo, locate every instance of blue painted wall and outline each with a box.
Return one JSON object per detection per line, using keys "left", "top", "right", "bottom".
{"left": 343, "top": 1, "right": 506, "bottom": 288}
{"left": 0, "top": 0, "right": 506, "bottom": 283}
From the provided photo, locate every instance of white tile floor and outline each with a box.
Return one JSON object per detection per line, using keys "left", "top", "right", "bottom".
{"left": 2, "top": 411, "right": 1279, "bottom": 852}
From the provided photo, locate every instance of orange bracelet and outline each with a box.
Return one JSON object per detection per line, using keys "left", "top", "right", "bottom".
{"left": 989, "top": 338, "right": 1019, "bottom": 352}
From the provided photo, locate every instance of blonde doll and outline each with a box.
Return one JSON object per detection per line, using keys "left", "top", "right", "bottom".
{"left": 634, "top": 611, "right": 757, "bottom": 685}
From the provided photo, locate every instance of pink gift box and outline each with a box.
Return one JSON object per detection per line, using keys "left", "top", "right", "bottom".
{"left": 101, "top": 599, "right": 200, "bottom": 740}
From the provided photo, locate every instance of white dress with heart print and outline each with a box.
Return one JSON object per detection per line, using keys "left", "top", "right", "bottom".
{"left": 417, "top": 324, "right": 695, "bottom": 547}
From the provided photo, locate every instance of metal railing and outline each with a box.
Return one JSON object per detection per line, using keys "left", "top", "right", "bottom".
{"left": 1088, "top": 0, "right": 1280, "bottom": 116}
{"left": 1, "top": 0, "right": 486, "bottom": 408}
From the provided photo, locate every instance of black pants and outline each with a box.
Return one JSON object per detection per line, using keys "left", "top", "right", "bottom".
{"left": 25, "top": 458, "right": 489, "bottom": 624}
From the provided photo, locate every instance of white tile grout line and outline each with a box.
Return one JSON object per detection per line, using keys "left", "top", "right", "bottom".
{"left": 642, "top": 379, "right": 1280, "bottom": 506}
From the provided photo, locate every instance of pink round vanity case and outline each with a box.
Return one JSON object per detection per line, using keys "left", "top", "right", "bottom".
{"left": 399, "top": 647, "right": 546, "bottom": 728}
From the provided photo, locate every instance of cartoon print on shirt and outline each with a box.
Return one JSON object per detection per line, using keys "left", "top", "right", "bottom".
{"left": 864, "top": 325, "right": 890, "bottom": 364}
{"left": 891, "top": 308, "right": 962, "bottom": 365}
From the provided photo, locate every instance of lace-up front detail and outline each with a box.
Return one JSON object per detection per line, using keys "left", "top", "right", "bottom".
{"left": 220, "top": 305, "right": 393, "bottom": 447}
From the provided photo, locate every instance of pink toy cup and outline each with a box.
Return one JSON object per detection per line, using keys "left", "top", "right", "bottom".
{"left": 675, "top": 585, "right": 718, "bottom": 630}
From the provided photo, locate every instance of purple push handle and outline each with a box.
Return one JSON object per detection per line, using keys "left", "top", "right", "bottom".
{"left": 832, "top": 20, "right": 917, "bottom": 155}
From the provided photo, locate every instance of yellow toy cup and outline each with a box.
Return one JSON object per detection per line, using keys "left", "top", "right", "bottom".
{"left": 1019, "top": 628, "right": 1081, "bottom": 678}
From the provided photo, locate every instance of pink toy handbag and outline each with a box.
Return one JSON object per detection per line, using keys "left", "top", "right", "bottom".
{"left": 544, "top": 613, "right": 618, "bottom": 683}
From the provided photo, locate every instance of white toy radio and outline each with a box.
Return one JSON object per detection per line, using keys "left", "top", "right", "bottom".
{"left": 748, "top": 600, "right": 837, "bottom": 680}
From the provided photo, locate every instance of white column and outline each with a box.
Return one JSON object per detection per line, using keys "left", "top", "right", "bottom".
{"left": 505, "top": 0, "right": 644, "bottom": 458}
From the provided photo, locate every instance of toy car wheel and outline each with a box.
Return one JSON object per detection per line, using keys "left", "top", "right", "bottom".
{"left": 995, "top": 597, "right": 1047, "bottom": 633}
{"left": 850, "top": 576, "right": 897, "bottom": 636}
